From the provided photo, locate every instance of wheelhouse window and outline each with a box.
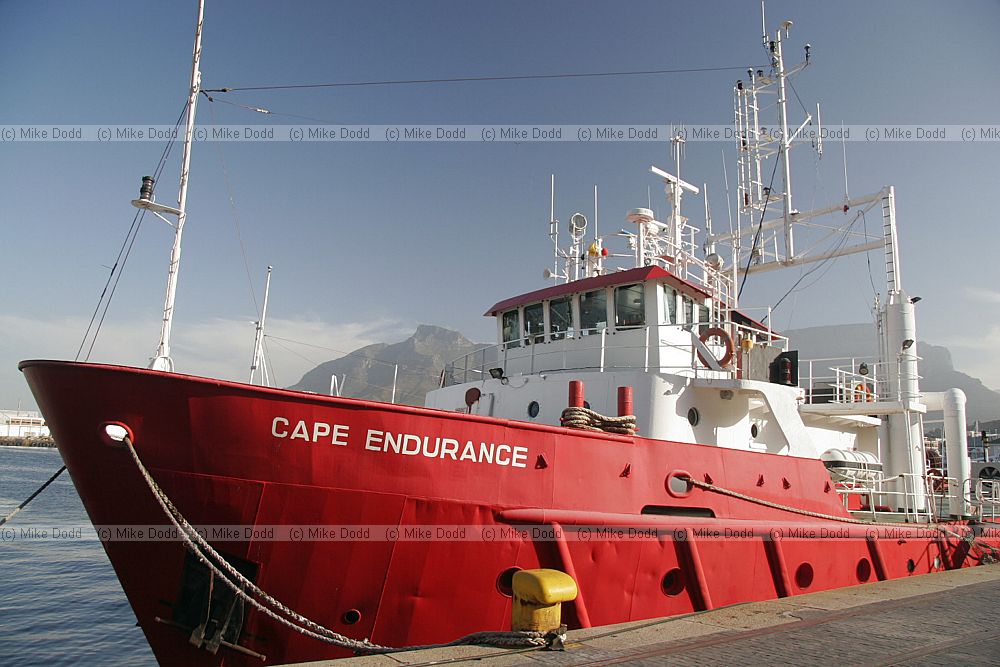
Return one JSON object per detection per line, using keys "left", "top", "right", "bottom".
{"left": 502, "top": 309, "right": 521, "bottom": 348}
{"left": 615, "top": 284, "right": 645, "bottom": 328}
{"left": 549, "top": 296, "right": 573, "bottom": 340}
{"left": 664, "top": 286, "right": 677, "bottom": 324}
{"left": 683, "top": 295, "right": 694, "bottom": 324}
{"left": 524, "top": 303, "right": 544, "bottom": 344}
{"left": 699, "top": 305, "right": 710, "bottom": 325}
{"left": 579, "top": 289, "right": 607, "bottom": 334}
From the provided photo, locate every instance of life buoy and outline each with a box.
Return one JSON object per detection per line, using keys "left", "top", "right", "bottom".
{"left": 854, "top": 383, "right": 874, "bottom": 402}
{"left": 697, "top": 327, "right": 734, "bottom": 368}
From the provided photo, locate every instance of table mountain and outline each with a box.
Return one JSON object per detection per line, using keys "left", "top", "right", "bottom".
{"left": 289, "top": 324, "right": 487, "bottom": 406}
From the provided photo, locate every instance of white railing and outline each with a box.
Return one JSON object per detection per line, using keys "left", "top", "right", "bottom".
{"left": 441, "top": 321, "right": 788, "bottom": 387}
{"left": 836, "top": 471, "right": 1000, "bottom": 523}
{"left": 976, "top": 479, "right": 1000, "bottom": 521}
{"left": 801, "top": 357, "right": 887, "bottom": 405}
{"left": 836, "top": 472, "right": 943, "bottom": 523}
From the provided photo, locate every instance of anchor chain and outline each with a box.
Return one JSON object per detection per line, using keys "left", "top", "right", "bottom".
{"left": 122, "top": 436, "right": 559, "bottom": 654}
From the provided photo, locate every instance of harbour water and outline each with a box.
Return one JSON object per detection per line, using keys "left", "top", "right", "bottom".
{"left": 0, "top": 446, "right": 155, "bottom": 666}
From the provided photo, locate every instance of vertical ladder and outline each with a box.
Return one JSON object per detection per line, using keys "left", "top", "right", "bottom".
{"left": 881, "top": 187, "right": 901, "bottom": 293}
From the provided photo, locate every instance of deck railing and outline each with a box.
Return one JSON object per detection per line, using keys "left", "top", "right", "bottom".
{"left": 799, "top": 356, "right": 923, "bottom": 406}
{"left": 837, "top": 472, "right": 946, "bottom": 523}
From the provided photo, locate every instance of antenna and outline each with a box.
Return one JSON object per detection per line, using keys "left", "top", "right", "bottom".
{"left": 841, "top": 122, "right": 850, "bottom": 200}
{"left": 548, "top": 174, "right": 560, "bottom": 282}
{"left": 722, "top": 150, "right": 739, "bottom": 306}
{"left": 550, "top": 173, "right": 555, "bottom": 223}
{"left": 703, "top": 183, "right": 712, "bottom": 237}
{"left": 721, "top": 150, "right": 735, "bottom": 237}
{"left": 593, "top": 185, "right": 599, "bottom": 243}
{"left": 815, "top": 102, "right": 824, "bottom": 157}
{"left": 761, "top": 0, "right": 767, "bottom": 47}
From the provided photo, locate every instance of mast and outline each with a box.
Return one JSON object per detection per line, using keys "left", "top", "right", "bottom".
{"left": 141, "top": 0, "right": 205, "bottom": 372}
{"left": 249, "top": 266, "right": 273, "bottom": 385}
{"left": 773, "top": 20, "right": 795, "bottom": 259}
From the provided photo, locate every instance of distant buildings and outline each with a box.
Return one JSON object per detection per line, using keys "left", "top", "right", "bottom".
{"left": 0, "top": 410, "right": 50, "bottom": 438}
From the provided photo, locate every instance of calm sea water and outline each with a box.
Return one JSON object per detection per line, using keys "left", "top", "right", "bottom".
{"left": 0, "top": 446, "right": 156, "bottom": 666}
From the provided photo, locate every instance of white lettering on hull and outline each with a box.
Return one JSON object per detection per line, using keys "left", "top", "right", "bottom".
{"left": 363, "top": 429, "right": 528, "bottom": 468}
{"left": 271, "top": 417, "right": 528, "bottom": 469}
{"left": 271, "top": 417, "right": 349, "bottom": 446}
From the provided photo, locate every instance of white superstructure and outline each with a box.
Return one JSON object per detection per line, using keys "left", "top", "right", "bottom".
{"left": 427, "top": 13, "right": 974, "bottom": 522}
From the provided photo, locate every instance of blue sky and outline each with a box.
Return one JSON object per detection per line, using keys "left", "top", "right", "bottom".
{"left": 2, "top": 1, "right": 999, "bottom": 409}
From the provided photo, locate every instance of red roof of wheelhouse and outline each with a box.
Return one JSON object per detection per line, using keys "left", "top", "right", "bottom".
{"left": 484, "top": 266, "right": 712, "bottom": 316}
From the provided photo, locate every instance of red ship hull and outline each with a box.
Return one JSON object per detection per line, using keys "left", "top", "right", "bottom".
{"left": 20, "top": 360, "right": 998, "bottom": 666}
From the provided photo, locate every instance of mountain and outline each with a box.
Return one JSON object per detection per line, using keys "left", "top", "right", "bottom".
{"left": 289, "top": 325, "right": 487, "bottom": 406}
{"left": 290, "top": 322, "right": 1000, "bottom": 422}
{"left": 784, "top": 324, "right": 1000, "bottom": 423}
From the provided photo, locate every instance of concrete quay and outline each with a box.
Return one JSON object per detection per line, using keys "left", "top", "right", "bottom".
{"left": 286, "top": 564, "right": 1000, "bottom": 667}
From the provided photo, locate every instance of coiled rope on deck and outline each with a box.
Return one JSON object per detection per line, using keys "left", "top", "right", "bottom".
{"left": 121, "top": 436, "right": 558, "bottom": 654}
{"left": 560, "top": 407, "right": 637, "bottom": 435}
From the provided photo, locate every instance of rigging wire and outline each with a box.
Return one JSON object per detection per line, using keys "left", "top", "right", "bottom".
{"left": 202, "top": 65, "right": 762, "bottom": 94}
{"left": 786, "top": 78, "right": 812, "bottom": 119}
{"left": 207, "top": 102, "right": 260, "bottom": 317}
{"left": 76, "top": 103, "right": 189, "bottom": 361}
{"left": 264, "top": 334, "right": 423, "bottom": 371}
{"left": 261, "top": 337, "right": 278, "bottom": 388}
{"left": 202, "top": 91, "right": 337, "bottom": 124}
{"left": 766, "top": 218, "right": 857, "bottom": 318}
{"left": 737, "top": 148, "right": 782, "bottom": 299}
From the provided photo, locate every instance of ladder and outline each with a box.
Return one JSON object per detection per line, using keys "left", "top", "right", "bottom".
{"left": 880, "top": 187, "right": 900, "bottom": 293}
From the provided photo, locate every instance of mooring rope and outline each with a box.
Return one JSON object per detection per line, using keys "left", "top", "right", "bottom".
{"left": 121, "top": 436, "right": 558, "bottom": 654}
{"left": 0, "top": 465, "right": 66, "bottom": 527}
{"left": 560, "top": 407, "right": 637, "bottom": 435}
{"left": 682, "top": 474, "right": 999, "bottom": 563}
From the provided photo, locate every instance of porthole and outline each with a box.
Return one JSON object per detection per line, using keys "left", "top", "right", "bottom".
{"left": 342, "top": 609, "right": 362, "bottom": 625}
{"left": 906, "top": 558, "right": 916, "bottom": 574}
{"left": 496, "top": 567, "right": 521, "bottom": 597}
{"left": 856, "top": 558, "right": 872, "bottom": 582}
{"left": 795, "top": 562, "right": 814, "bottom": 589}
{"left": 661, "top": 568, "right": 686, "bottom": 596}
{"left": 750, "top": 423, "right": 759, "bottom": 438}
{"left": 527, "top": 401, "right": 540, "bottom": 418}
{"left": 687, "top": 408, "right": 700, "bottom": 427}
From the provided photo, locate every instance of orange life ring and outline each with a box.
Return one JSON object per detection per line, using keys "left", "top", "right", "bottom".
{"left": 854, "top": 383, "right": 874, "bottom": 402}
{"left": 698, "top": 327, "right": 734, "bottom": 368}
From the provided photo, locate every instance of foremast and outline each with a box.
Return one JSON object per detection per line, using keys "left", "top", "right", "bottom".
{"left": 131, "top": 0, "right": 206, "bottom": 372}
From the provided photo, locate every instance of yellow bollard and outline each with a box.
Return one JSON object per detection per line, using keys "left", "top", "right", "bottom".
{"left": 511, "top": 569, "right": 578, "bottom": 632}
